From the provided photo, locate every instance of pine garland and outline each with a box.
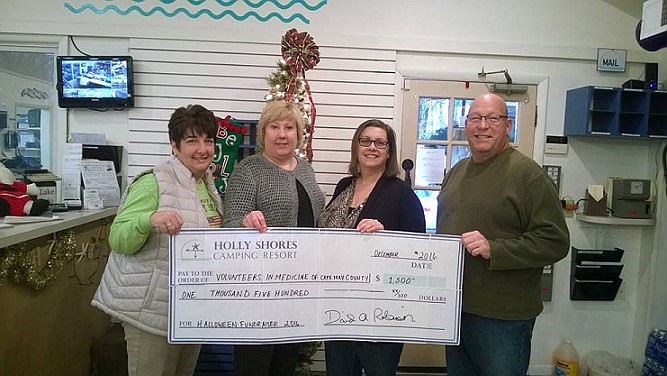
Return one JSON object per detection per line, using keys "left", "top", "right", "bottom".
{"left": 0, "top": 229, "right": 76, "bottom": 290}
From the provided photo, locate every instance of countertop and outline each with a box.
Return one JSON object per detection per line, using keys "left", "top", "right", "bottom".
{"left": 0, "top": 208, "right": 117, "bottom": 249}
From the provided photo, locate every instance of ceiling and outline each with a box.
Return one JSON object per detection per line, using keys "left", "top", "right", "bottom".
{"left": 601, "top": 0, "right": 643, "bottom": 19}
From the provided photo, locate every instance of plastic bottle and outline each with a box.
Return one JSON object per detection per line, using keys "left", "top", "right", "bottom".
{"left": 553, "top": 339, "right": 579, "bottom": 376}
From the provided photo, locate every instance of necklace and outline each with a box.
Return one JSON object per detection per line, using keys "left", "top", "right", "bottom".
{"left": 352, "top": 178, "right": 377, "bottom": 208}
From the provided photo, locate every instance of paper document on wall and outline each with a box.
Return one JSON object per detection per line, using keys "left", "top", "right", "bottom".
{"left": 62, "top": 143, "right": 82, "bottom": 208}
{"left": 69, "top": 132, "right": 107, "bottom": 145}
{"left": 81, "top": 160, "right": 120, "bottom": 207}
{"left": 83, "top": 189, "right": 104, "bottom": 210}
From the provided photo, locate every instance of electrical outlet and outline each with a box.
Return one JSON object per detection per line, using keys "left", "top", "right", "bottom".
{"left": 617, "top": 281, "right": 627, "bottom": 299}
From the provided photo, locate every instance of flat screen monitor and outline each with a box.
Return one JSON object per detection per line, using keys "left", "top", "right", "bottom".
{"left": 56, "top": 56, "right": 134, "bottom": 108}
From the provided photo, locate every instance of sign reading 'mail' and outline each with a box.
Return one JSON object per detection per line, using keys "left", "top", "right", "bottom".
{"left": 597, "top": 48, "right": 627, "bottom": 72}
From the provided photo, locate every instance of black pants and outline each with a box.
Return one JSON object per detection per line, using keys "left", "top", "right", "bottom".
{"left": 233, "top": 343, "right": 301, "bottom": 376}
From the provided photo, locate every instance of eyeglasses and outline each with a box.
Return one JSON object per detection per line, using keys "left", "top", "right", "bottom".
{"left": 358, "top": 137, "right": 389, "bottom": 149}
{"left": 466, "top": 114, "right": 508, "bottom": 125}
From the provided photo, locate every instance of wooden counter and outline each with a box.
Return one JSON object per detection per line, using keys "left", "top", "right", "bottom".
{"left": 1, "top": 208, "right": 117, "bottom": 375}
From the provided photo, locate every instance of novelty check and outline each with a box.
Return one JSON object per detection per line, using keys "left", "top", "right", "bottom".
{"left": 168, "top": 228, "right": 463, "bottom": 345}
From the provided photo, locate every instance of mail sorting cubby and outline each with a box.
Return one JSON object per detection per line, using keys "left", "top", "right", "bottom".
{"left": 618, "top": 89, "right": 649, "bottom": 136}
{"left": 564, "top": 86, "right": 667, "bottom": 138}
{"left": 648, "top": 91, "right": 667, "bottom": 137}
{"left": 570, "top": 246, "right": 624, "bottom": 301}
{"left": 586, "top": 87, "right": 618, "bottom": 135}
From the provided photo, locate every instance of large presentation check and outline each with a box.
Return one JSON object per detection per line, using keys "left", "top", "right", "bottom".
{"left": 169, "top": 228, "right": 463, "bottom": 345}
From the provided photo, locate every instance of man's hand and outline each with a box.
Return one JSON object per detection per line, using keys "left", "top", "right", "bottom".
{"left": 461, "top": 230, "right": 491, "bottom": 259}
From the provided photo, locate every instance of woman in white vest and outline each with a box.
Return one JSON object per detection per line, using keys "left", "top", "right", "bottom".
{"left": 92, "top": 104, "right": 223, "bottom": 376}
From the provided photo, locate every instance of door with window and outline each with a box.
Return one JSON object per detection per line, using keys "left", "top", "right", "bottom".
{"left": 400, "top": 80, "right": 537, "bottom": 233}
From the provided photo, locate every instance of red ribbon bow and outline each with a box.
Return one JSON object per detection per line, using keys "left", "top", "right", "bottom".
{"left": 281, "top": 28, "right": 320, "bottom": 75}
{"left": 280, "top": 28, "right": 319, "bottom": 161}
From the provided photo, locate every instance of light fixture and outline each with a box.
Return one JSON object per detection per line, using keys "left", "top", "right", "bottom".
{"left": 491, "top": 83, "right": 528, "bottom": 94}
{"left": 477, "top": 67, "right": 528, "bottom": 94}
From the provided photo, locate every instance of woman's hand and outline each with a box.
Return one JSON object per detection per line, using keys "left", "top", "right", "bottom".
{"left": 243, "top": 210, "right": 268, "bottom": 232}
{"left": 150, "top": 210, "right": 183, "bottom": 235}
{"left": 357, "top": 218, "right": 384, "bottom": 233}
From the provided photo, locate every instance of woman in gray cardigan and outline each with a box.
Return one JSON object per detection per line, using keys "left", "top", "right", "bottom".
{"left": 223, "top": 101, "right": 325, "bottom": 376}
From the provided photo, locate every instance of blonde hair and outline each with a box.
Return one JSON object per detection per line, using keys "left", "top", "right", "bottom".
{"left": 257, "top": 101, "right": 305, "bottom": 150}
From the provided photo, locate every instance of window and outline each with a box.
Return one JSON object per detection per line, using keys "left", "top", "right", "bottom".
{"left": 401, "top": 80, "right": 537, "bottom": 231}
{"left": 0, "top": 48, "right": 56, "bottom": 173}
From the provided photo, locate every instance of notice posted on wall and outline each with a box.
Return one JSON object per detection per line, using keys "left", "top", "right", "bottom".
{"left": 81, "top": 160, "right": 120, "bottom": 207}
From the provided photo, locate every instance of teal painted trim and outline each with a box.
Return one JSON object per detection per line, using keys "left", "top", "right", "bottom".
{"left": 64, "top": 3, "right": 313, "bottom": 23}
{"left": 126, "top": 0, "right": 328, "bottom": 11}
{"left": 243, "top": 0, "right": 327, "bottom": 11}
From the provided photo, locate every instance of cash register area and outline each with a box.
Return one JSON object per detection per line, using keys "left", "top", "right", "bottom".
{"left": 0, "top": 141, "right": 123, "bottom": 375}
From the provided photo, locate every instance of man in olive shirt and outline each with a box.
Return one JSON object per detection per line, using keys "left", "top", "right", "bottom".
{"left": 437, "top": 93, "right": 570, "bottom": 376}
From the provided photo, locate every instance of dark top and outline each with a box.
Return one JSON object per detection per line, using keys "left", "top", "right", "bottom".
{"left": 436, "top": 147, "right": 570, "bottom": 320}
{"left": 296, "top": 180, "right": 314, "bottom": 227}
{"left": 327, "top": 175, "right": 426, "bottom": 233}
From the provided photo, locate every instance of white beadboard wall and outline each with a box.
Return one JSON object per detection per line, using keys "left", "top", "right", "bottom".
{"left": 127, "top": 37, "right": 396, "bottom": 197}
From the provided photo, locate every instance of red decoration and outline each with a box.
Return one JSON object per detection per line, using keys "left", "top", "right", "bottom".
{"left": 281, "top": 28, "right": 320, "bottom": 75}
{"left": 281, "top": 28, "right": 319, "bottom": 161}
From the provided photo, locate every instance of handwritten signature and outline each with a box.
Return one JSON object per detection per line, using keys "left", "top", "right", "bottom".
{"left": 324, "top": 307, "right": 416, "bottom": 325}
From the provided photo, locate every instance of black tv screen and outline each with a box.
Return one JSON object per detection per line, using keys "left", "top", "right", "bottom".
{"left": 56, "top": 56, "right": 134, "bottom": 108}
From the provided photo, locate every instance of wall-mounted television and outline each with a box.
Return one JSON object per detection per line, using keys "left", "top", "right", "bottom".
{"left": 56, "top": 56, "right": 134, "bottom": 108}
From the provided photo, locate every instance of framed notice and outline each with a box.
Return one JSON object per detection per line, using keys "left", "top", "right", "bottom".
{"left": 597, "top": 48, "right": 627, "bottom": 72}
{"left": 168, "top": 228, "right": 464, "bottom": 345}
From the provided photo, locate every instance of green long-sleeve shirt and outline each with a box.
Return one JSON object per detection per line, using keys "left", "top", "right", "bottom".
{"left": 436, "top": 148, "right": 570, "bottom": 320}
{"left": 108, "top": 174, "right": 158, "bottom": 254}
{"left": 109, "top": 173, "right": 222, "bottom": 254}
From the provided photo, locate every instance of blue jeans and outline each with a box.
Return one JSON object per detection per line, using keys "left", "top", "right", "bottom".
{"left": 325, "top": 341, "right": 403, "bottom": 376}
{"left": 445, "top": 312, "right": 535, "bottom": 376}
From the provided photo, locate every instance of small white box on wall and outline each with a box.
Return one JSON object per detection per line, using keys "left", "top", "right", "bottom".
{"left": 545, "top": 135, "right": 568, "bottom": 154}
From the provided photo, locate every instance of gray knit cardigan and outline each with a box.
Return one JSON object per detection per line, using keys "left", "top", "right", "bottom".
{"left": 223, "top": 154, "right": 325, "bottom": 228}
